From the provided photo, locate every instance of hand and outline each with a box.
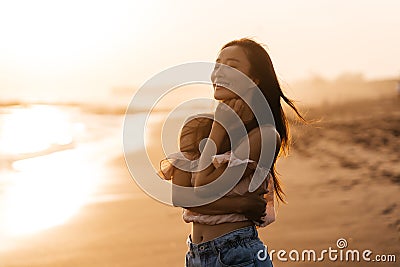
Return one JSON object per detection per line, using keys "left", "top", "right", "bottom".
{"left": 240, "top": 187, "right": 268, "bottom": 224}
{"left": 215, "top": 99, "right": 254, "bottom": 128}
{"left": 231, "top": 98, "right": 254, "bottom": 124}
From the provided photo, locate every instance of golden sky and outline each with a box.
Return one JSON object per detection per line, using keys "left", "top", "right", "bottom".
{"left": 0, "top": 0, "right": 399, "bottom": 103}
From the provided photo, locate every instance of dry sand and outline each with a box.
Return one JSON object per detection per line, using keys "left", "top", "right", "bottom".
{"left": 0, "top": 95, "right": 399, "bottom": 267}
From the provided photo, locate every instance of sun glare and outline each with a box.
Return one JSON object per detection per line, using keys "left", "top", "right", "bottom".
{"left": 1, "top": 149, "right": 99, "bottom": 236}
{"left": 0, "top": 105, "right": 99, "bottom": 238}
{"left": 0, "top": 105, "right": 75, "bottom": 155}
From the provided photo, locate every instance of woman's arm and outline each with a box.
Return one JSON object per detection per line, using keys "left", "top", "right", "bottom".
{"left": 186, "top": 195, "right": 245, "bottom": 215}
{"left": 193, "top": 99, "right": 249, "bottom": 187}
{"left": 192, "top": 121, "right": 227, "bottom": 187}
{"left": 171, "top": 166, "right": 267, "bottom": 219}
{"left": 171, "top": 165, "right": 236, "bottom": 213}
{"left": 194, "top": 124, "right": 280, "bottom": 188}
{"left": 169, "top": 99, "right": 276, "bottom": 217}
{"left": 187, "top": 192, "right": 267, "bottom": 224}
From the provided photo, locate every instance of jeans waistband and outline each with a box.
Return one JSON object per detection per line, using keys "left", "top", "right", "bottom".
{"left": 186, "top": 225, "right": 258, "bottom": 256}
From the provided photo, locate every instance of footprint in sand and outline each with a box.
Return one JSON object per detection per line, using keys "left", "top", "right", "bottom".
{"left": 382, "top": 203, "right": 397, "bottom": 215}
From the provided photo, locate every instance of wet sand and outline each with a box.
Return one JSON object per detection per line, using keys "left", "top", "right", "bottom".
{"left": 0, "top": 95, "right": 399, "bottom": 266}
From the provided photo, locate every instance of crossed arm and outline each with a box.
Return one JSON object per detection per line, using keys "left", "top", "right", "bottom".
{"left": 194, "top": 121, "right": 280, "bottom": 187}
{"left": 170, "top": 121, "right": 279, "bottom": 222}
{"left": 171, "top": 163, "right": 268, "bottom": 222}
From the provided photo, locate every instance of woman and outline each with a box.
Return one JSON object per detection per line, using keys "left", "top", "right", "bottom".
{"left": 159, "top": 38, "right": 305, "bottom": 266}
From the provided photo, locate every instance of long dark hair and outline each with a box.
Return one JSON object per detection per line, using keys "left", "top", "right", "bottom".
{"left": 221, "top": 38, "right": 306, "bottom": 203}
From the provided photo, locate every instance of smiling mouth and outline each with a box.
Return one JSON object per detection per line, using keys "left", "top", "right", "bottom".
{"left": 213, "top": 82, "right": 230, "bottom": 89}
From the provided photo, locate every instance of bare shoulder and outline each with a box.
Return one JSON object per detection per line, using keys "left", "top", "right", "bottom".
{"left": 179, "top": 113, "right": 214, "bottom": 153}
{"left": 234, "top": 124, "right": 281, "bottom": 163}
{"left": 247, "top": 125, "right": 280, "bottom": 143}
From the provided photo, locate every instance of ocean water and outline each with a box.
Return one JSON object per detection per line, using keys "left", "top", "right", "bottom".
{"left": 0, "top": 104, "right": 148, "bottom": 246}
{"left": 0, "top": 98, "right": 216, "bottom": 251}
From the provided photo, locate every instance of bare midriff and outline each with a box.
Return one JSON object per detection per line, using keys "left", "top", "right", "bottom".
{"left": 191, "top": 220, "right": 255, "bottom": 244}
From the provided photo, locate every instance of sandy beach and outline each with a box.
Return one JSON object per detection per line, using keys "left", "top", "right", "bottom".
{"left": 0, "top": 94, "right": 399, "bottom": 267}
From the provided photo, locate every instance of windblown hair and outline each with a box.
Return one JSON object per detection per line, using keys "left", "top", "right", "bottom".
{"left": 221, "top": 38, "right": 306, "bottom": 203}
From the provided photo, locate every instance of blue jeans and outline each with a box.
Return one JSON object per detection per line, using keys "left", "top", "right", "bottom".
{"left": 185, "top": 225, "right": 273, "bottom": 267}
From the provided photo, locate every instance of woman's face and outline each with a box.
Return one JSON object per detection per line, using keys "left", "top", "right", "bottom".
{"left": 211, "top": 45, "right": 257, "bottom": 101}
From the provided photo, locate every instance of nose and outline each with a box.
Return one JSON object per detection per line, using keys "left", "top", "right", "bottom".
{"left": 211, "top": 63, "right": 225, "bottom": 82}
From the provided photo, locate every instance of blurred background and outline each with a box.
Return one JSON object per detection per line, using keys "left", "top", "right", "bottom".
{"left": 0, "top": 1, "right": 399, "bottom": 266}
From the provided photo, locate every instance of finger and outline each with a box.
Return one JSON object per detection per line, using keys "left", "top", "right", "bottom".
{"left": 239, "top": 100, "right": 245, "bottom": 115}
{"left": 242, "top": 103, "right": 254, "bottom": 121}
{"left": 237, "top": 105, "right": 244, "bottom": 118}
{"left": 233, "top": 99, "right": 243, "bottom": 114}
{"left": 234, "top": 104, "right": 242, "bottom": 118}
{"left": 229, "top": 99, "right": 236, "bottom": 109}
